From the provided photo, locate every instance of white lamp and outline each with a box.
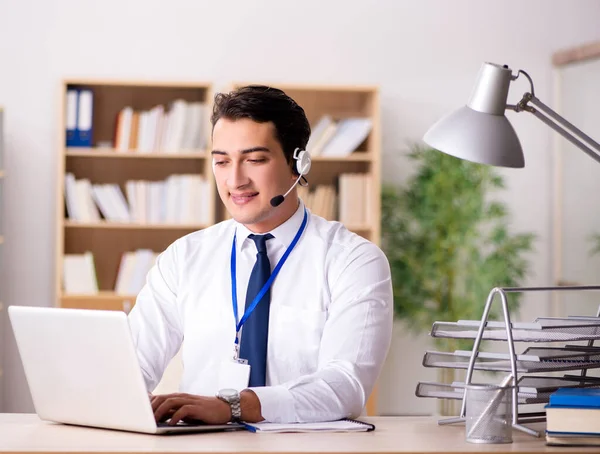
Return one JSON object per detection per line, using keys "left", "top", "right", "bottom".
{"left": 423, "top": 62, "right": 600, "bottom": 167}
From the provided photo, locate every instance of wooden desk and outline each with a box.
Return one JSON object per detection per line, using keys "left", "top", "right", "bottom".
{"left": 0, "top": 413, "right": 587, "bottom": 454}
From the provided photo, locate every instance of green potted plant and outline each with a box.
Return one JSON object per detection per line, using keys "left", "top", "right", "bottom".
{"left": 381, "top": 144, "right": 535, "bottom": 414}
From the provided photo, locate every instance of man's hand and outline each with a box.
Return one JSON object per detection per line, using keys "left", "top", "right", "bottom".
{"left": 151, "top": 393, "right": 231, "bottom": 425}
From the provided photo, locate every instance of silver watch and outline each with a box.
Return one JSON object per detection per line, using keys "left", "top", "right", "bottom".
{"left": 216, "top": 388, "right": 241, "bottom": 422}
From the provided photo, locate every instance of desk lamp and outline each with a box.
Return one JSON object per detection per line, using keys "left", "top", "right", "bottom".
{"left": 423, "top": 61, "right": 600, "bottom": 167}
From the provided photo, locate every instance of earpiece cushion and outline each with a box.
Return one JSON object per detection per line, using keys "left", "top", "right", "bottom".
{"left": 295, "top": 150, "right": 312, "bottom": 176}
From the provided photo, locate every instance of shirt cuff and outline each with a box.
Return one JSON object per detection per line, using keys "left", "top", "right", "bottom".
{"left": 248, "top": 385, "right": 297, "bottom": 423}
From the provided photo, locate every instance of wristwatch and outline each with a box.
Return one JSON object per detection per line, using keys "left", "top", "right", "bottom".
{"left": 216, "top": 388, "right": 242, "bottom": 422}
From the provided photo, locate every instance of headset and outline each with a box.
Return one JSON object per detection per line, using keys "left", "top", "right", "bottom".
{"left": 270, "top": 147, "right": 311, "bottom": 207}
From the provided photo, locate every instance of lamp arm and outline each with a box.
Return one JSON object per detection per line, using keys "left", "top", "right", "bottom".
{"left": 509, "top": 93, "right": 600, "bottom": 165}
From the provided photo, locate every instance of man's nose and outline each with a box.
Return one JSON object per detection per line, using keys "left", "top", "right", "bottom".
{"left": 226, "top": 162, "right": 250, "bottom": 188}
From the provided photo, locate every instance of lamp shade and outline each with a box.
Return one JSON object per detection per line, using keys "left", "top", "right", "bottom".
{"left": 423, "top": 62, "right": 525, "bottom": 168}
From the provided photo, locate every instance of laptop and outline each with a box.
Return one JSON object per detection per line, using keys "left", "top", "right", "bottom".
{"left": 8, "top": 305, "right": 243, "bottom": 435}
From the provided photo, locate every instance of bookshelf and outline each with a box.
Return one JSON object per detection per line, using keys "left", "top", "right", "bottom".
{"left": 57, "top": 81, "right": 382, "bottom": 310}
{"left": 56, "top": 81, "right": 383, "bottom": 415}
{"left": 56, "top": 80, "right": 214, "bottom": 312}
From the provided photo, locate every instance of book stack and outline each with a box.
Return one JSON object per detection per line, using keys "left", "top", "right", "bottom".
{"left": 306, "top": 116, "right": 372, "bottom": 157}
{"left": 546, "top": 387, "right": 600, "bottom": 446}
{"left": 297, "top": 184, "right": 337, "bottom": 220}
{"left": 64, "top": 173, "right": 211, "bottom": 225}
{"left": 62, "top": 252, "right": 98, "bottom": 294}
{"left": 114, "top": 249, "right": 158, "bottom": 295}
{"left": 113, "top": 101, "right": 207, "bottom": 152}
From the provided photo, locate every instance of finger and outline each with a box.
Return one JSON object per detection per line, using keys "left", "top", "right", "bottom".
{"left": 158, "top": 408, "right": 176, "bottom": 423}
{"left": 154, "top": 397, "right": 191, "bottom": 423}
{"left": 169, "top": 405, "right": 201, "bottom": 426}
{"left": 151, "top": 394, "right": 167, "bottom": 412}
{"left": 150, "top": 393, "right": 186, "bottom": 411}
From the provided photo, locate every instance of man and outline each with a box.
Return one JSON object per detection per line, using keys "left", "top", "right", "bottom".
{"left": 128, "top": 85, "right": 393, "bottom": 426}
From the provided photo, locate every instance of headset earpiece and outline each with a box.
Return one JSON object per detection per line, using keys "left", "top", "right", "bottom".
{"left": 293, "top": 148, "right": 311, "bottom": 176}
{"left": 272, "top": 148, "right": 311, "bottom": 208}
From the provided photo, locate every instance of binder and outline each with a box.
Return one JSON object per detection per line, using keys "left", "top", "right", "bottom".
{"left": 75, "top": 89, "right": 94, "bottom": 147}
{"left": 65, "top": 89, "right": 78, "bottom": 147}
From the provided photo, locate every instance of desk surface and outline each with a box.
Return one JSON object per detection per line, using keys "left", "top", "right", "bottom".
{"left": 0, "top": 413, "right": 589, "bottom": 454}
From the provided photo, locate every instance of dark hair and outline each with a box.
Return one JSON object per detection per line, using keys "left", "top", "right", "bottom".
{"left": 211, "top": 85, "right": 311, "bottom": 169}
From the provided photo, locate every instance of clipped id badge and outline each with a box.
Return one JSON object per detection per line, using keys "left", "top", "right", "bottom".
{"left": 217, "top": 344, "right": 250, "bottom": 391}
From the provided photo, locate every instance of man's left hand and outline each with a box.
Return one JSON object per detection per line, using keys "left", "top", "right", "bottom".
{"left": 151, "top": 393, "right": 231, "bottom": 425}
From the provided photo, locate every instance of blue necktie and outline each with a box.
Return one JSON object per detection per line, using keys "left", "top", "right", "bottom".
{"left": 239, "top": 233, "right": 274, "bottom": 387}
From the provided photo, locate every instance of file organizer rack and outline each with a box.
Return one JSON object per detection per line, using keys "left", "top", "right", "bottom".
{"left": 418, "top": 285, "right": 600, "bottom": 437}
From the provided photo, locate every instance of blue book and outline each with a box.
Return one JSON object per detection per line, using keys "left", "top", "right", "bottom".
{"left": 549, "top": 387, "right": 600, "bottom": 408}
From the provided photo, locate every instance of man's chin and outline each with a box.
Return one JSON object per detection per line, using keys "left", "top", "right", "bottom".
{"left": 228, "top": 209, "right": 268, "bottom": 227}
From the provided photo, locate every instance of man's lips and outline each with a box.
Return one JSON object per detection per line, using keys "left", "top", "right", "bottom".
{"left": 230, "top": 192, "right": 258, "bottom": 205}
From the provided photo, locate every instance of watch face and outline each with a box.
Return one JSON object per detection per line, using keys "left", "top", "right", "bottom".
{"left": 219, "top": 388, "right": 238, "bottom": 399}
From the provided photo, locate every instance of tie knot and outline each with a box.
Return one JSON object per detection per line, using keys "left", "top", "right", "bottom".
{"left": 249, "top": 233, "right": 274, "bottom": 254}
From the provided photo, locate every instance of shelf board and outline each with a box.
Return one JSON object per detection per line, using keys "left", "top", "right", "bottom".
{"left": 65, "top": 148, "right": 373, "bottom": 162}
{"left": 0, "top": 235, "right": 4, "bottom": 244}
{"left": 66, "top": 148, "right": 206, "bottom": 159}
{"left": 0, "top": 170, "right": 5, "bottom": 178}
{"left": 64, "top": 79, "right": 211, "bottom": 88}
{"left": 347, "top": 224, "right": 373, "bottom": 232}
{"left": 64, "top": 221, "right": 206, "bottom": 230}
{"left": 61, "top": 291, "right": 136, "bottom": 301}
{"left": 63, "top": 221, "right": 372, "bottom": 232}
{"left": 312, "top": 153, "right": 374, "bottom": 162}
{"left": 60, "top": 292, "right": 137, "bottom": 312}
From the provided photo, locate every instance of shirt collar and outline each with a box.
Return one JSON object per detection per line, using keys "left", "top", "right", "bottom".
{"left": 234, "top": 199, "right": 306, "bottom": 254}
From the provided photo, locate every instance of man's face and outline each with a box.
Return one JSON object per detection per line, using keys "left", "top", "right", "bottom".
{"left": 211, "top": 117, "right": 298, "bottom": 233}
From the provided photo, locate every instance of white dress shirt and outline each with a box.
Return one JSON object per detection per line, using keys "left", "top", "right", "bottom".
{"left": 128, "top": 200, "right": 393, "bottom": 423}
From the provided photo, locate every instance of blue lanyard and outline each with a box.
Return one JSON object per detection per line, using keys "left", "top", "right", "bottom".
{"left": 230, "top": 208, "right": 308, "bottom": 347}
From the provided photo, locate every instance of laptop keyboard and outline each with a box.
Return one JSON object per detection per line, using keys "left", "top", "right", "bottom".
{"left": 157, "top": 420, "right": 207, "bottom": 427}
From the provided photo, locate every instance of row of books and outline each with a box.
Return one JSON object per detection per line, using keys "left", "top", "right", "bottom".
{"left": 298, "top": 173, "right": 370, "bottom": 225}
{"left": 62, "top": 249, "right": 157, "bottom": 295}
{"left": 306, "top": 116, "right": 372, "bottom": 157}
{"left": 64, "top": 173, "right": 212, "bottom": 224}
{"left": 64, "top": 87, "right": 209, "bottom": 152}
{"left": 114, "top": 100, "right": 208, "bottom": 152}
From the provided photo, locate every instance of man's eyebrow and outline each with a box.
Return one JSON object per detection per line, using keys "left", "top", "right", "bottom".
{"left": 211, "top": 147, "right": 271, "bottom": 156}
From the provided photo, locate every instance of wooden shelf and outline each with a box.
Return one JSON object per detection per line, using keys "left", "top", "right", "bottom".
{"left": 0, "top": 170, "right": 5, "bottom": 178}
{"left": 64, "top": 78, "right": 212, "bottom": 88}
{"left": 60, "top": 292, "right": 136, "bottom": 312}
{"left": 0, "top": 236, "right": 4, "bottom": 245}
{"left": 312, "top": 153, "right": 374, "bottom": 162}
{"left": 62, "top": 291, "right": 136, "bottom": 301}
{"left": 66, "top": 148, "right": 206, "bottom": 159}
{"left": 347, "top": 225, "right": 374, "bottom": 232}
{"left": 63, "top": 221, "right": 206, "bottom": 230}
{"left": 65, "top": 148, "right": 373, "bottom": 162}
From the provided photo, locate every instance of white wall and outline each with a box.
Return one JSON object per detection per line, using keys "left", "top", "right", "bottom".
{"left": 0, "top": 0, "right": 599, "bottom": 414}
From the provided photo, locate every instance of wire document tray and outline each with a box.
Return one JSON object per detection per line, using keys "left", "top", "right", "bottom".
{"left": 422, "top": 350, "right": 600, "bottom": 373}
{"left": 430, "top": 320, "right": 600, "bottom": 342}
{"left": 416, "top": 285, "right": 600, "bottom": 438}
{"left": 416, "top": 381, "right": 552, "bottom": 405}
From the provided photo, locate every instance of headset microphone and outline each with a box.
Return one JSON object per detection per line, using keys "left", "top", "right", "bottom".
{"left": 270, "top": 148, "right": 311, "bottom": 208}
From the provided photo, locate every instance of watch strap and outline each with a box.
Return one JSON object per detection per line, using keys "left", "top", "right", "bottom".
{"left": 217, "top": 390, "right": 242, "bottom": 422}
{"left": 229, "top": 394, "right": 242, "bottom": 421}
